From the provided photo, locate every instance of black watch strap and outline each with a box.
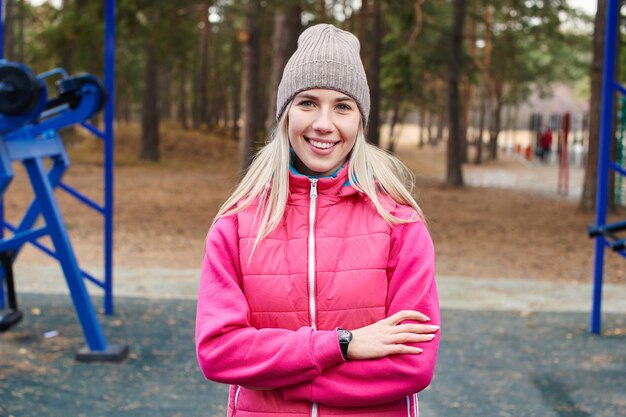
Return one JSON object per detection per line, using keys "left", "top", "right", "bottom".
{"left": 337, "top": 328, "right": 353, "bottom": 360}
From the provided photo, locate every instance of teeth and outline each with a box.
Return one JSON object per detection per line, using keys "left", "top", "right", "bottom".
{"left": 309, "top": 139, "right": 335, "bottom": 149}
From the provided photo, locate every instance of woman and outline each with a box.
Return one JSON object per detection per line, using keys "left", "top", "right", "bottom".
{"left": 196, "top": 23, "right": 440, "bottom": 417}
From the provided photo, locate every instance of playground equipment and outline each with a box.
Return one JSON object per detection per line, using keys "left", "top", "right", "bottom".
{"left": 587, "top": 0, "right": 626, "bottom": 335}
{"left": 615, "top": 97, "right": 626, "bottom": 206}
{"left": 0, "top": 61, "right": 127, "bottom": 361}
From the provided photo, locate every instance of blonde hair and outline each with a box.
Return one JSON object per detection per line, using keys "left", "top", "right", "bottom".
{"left": 213, "top": 102, "right": 424, "bottom": 254}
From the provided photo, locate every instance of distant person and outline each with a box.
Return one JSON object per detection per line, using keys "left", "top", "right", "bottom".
{"left": 195, "top": 24, "right": 440, "bottom": 416}
{"left": 540, "top": 128, "right": 553, "bottom": 162}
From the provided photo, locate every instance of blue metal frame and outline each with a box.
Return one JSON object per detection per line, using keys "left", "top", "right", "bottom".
{"left": 0, "top": 0, "right": 116, "bottom": 315}
{"left": 104, "top": 0, "right": 116, "bottom": 315}
{"left": 591, "top": 0, "right": 624, "bottom": 334}
{"left": 0, "top": 79, "right": 110, "bottom": 351}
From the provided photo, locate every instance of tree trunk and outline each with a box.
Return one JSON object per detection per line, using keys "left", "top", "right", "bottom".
{"left": 460, "top": 8, "right": 477, "bottom": 163}
{"left": 489, "top": 83, "right": 504, "bottom": 160}
{"left": 366, "top": 0, "right": 382, "bottom": 145}
{"left": 318, "top": 0, "right": 327, "bottom": 22}
{"left": 231, "top": 35, "right": 241, "bottom": 141}
{"left": 240, "top": 0, "right": 262, "bottom": 173}
{"left": 436, "top": 111, "right": 445, "bottom": 144}
{"left": 387, "top": 101, "right": 401, "bottom": 153}
{"left": 580, "top": 0, "right": 607, "bottom": 211}
{"left": 210, "top": 23, "right": 224, "bottom": 128}
{"left": 446, "top": 0, "right": 466, "bottom": 186}
{"left": 358, "top": 0, "right": 369, "bottom": 67}
{"left": 141, "top": 27, "right": 160, "bottom": 162}
{"left": 177, "top": 66, "right": 189, "bottom": 129}
{"left": 4, "top": 0, "right": 14, "bottom": 60}
{"left": 418, "top": 108, "right": 425, "bottom": 148}
{"left": 428, "top": 110, "right": 436, "bottom": 144}
{"left": 265, "top": 3, "right": 301, "bottom": 131}
{"left": 16, "top": 0, "right": 24, "bottom": 61}
{"left": 475, "top": 101, "right": 486, "bottom": 164}
{"left": 474, "top": 5, "right": 493, "bottom": 164}
{"left": 192, "top": 49, "right": 201, "bottom": 129}
{"left": 198, "top": 4, "right": 210, "bottom": 128}
{"left": 160, "top": 64, "right": 172, "bottom": 120}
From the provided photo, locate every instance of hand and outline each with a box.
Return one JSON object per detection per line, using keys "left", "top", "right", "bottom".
{"left": 347, "top": 310, "right": 438, "bottom": 360}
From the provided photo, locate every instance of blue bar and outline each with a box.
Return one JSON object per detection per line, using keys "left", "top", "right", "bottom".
{"left": 58, "top": 182, "right": 106, "bottom": 214}
{"left": 0, "top": 227, "right": 48, "bottom": 253}
{"left": 1, "top": 0, "right": 7, "bottom": 312}
{"left": 6, "top": 156, "right": 65, "bottom": 264}
{"left": 609, "top": 160, "right": 626, "bottom": 177}
{"left": 4, "top": 137, "right": 64, "bottom": 161}
{"left": 614, "top": 82, "right": 626, "bottom": 97}
{"left": 104, "top": 0, "right": 116, "bottom": 315}
{"left": 80, "top": 122, "right": 106, "bottom": 141}
{"left": 591, "top": 0, "right": 621, "bottom": 335}
{"left": 3, "top": 220, "right": 107, "bottom": 289}
{"left": 4, "top": 220, "right": 58, "bottom": 259}
{"left": 37, "top": 67, "right": 69, "bottom": 81}
{"left": 82, "top": 269, "right": 105, "bottom": 289}
{"left": 38, "top": 104, "right": 69, "bottom": 121}
{"left": 23, "top": 157, "right": 108, "bottom": 351}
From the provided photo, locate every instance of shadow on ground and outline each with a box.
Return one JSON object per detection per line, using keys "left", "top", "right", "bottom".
{"left": 1, "top": 294, "right": 625, "bottom": 417}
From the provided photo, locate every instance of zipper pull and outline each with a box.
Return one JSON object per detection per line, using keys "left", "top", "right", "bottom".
{"left": 310, "top": 178, "right": 318, "bottom": 198}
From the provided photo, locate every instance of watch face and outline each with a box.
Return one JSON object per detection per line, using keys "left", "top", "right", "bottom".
{"left": 337, "top": 329, "right": 352, "bottom": 341}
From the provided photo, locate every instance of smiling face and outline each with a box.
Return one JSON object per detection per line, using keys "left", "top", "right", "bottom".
{"left": 287, "top": 89, "right": 361, "bottom": 177}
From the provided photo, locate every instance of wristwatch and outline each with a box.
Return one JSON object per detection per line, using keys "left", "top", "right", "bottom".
{"left": 337, "top": 328, "right": 353, "bottom": 360}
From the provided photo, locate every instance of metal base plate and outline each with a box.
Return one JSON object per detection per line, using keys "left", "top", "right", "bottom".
{"left": 0, "top": 309, "right": 23, "bottom": 331}
{"left": 75, "top": 344, "right": 129, "bottom": 362}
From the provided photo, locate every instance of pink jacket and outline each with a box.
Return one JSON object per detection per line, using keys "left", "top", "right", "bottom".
{"left": 196, "top": 165, "right": 440, "bottom": 417}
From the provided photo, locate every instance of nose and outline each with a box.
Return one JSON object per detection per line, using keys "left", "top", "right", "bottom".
{"left": 311, "top": 109, "right": 334, "bottom": 133}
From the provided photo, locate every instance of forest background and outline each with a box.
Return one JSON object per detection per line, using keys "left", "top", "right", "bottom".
{"left": 5, "top": 0, "right": 598, "bottom": 196}
{"left": 4, "top": 0, "right": 626, "bottom": 286}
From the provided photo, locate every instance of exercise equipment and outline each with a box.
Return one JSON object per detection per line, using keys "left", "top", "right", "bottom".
{"left": 587, "top": 0, "right": 626, "bottom": 335}
{"left": 0, "top": 62, "right": 42, "bottom": 116}
{"left": 0, "top": 61, "right": 127, "bottom": 361}
{"left": 0, "top": 253, "right": 21, "bottom": 330}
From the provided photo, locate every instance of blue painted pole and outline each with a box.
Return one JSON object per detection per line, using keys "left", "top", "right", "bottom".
{"left": 23, "top": 157, "right": 107, "bottom": 350}
{"left": 0, "top": 0, "right": 6, "bottom": 309}
{"left": 592, "top": 0, "right": 620, "bottom": 335}
{"left": 103, "top": 0, "right": 116, "bottom": 315}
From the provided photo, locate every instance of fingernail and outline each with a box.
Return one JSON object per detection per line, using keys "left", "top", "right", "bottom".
{"left": 415, "top": 347, "right": 423, "bottom": 353}
{"left": 426, "top": 334, "right": 436, "bottom": 339}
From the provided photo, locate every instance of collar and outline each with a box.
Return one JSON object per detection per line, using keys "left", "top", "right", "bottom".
{"left": 287, "top": 162, "right": 360, "bottom": 205}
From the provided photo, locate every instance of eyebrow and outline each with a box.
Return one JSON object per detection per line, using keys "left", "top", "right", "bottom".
{"left": 295, "top": 93, "right": 354, "bottom": 103}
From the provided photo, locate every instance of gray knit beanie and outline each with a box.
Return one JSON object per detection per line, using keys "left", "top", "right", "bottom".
{"left": 276, "top": 24, "right": 370, "bottom": 125}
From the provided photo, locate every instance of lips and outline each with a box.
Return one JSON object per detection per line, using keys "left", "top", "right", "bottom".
{"left": 305, "top": 137, "right": 338, "bottom": 150}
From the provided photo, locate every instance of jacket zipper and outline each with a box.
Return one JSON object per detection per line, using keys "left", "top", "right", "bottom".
{"left": 232, "top": 385, "right": 241, "bottom": 417}
{"left": 308, "top": 178, "right": 319, "bottom": 417}
{"left": 308, "top": 178, "right": 318, "bottom": 331}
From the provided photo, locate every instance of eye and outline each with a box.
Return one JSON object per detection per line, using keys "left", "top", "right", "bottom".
{"left": 336, "top": 102, "right": 353, "bottom": 112}
{"left": 297, "top": 99, "right": 315, "bottom": 108}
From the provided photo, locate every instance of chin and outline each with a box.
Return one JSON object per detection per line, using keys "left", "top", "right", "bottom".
{"left": 310, "top": 164, "right": 337, "bottom": 176}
